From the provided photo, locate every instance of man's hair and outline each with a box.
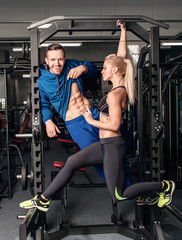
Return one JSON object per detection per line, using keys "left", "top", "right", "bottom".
{"left": 46, "top": 43, "right": 65, "bottom": 57}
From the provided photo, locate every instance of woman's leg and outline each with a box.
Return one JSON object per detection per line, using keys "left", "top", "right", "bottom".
{"left": 43, "top": 141, "right": 103, "bottom": 200}
{"left": 101, "top": 136, "right": 127, "bottom": 202}
{"left": 100, "top": 136, "right": 163, "bottom": 202}
{"left": 121, "top": 181, "right": 162, "bottom": 199}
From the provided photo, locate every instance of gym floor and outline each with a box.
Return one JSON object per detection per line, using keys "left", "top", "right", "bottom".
{"left": 0, "top": 140, "right": 182, "bottom": 240}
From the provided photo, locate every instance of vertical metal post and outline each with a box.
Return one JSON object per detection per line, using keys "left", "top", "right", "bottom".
{"left": 175, "top": 77, "right": 180, "bottom": 182}
{"left": 30, "top": 28, "right": 44, "bottom": 195}
{"left": 137, "top": 68, "right": 144, "bottom": 181}
{"left": 136, "top": 45, "right": 149, "bottom": 182}
{"left": 4, "top": 69, "right": 12, "bottom": 198}
{"left": 148, "top": 26, "right": 162, "bottom": 181}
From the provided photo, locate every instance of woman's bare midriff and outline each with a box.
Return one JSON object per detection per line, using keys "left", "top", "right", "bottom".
{"left": 65, "top": 83, "right": 90, "bottom": 121}
{"left": 99, "top": 113, "right": 121, "bottom": 139}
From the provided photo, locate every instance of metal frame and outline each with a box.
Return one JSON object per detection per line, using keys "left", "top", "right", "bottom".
{"left": 148, "top": 26, "right": 163, "bottom": 181}
{"left": 19, "top": 15, "right": 171, "bottom": 240}
{"left": 0, "top": 69, "right": 18, "bottom": 199}
{"left": 162, "top": 63, "right": 182, "bottom": 182}
{"left": 19, "top": 188, "right": 145, "bottom": 240}
{"left": 0, "top": 70, "right": 12, "bottom": 198}
{"left": 29, "top": 14, "right": 169, "bottom": 198}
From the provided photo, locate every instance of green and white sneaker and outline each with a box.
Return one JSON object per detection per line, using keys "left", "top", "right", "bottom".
{"left": 19, "top": 195, "right": 50, "bottom": 212}
{"left": 157, "top": 180, "right": 175, "bottom": 208}
{"left": 135, "top": 195, "right": 159, "bottom": 206}
{"left": 115, "top": 187, "right": 127, "bottom": 201}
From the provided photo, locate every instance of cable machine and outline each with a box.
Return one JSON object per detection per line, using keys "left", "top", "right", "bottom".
{"left": 19, "top": 15, "right": 177, "bottom": 240}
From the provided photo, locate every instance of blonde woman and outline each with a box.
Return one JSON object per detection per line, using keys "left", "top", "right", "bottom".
{"left": 80, "top": 54, "right": 175, "bottom": 205}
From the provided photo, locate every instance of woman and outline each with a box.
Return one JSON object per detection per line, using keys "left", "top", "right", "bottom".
{"left": 80, "top": 54, "right": 175, "bottom": 205}
{"left": 20, "top": 27, "right": 175, "bottom": 213}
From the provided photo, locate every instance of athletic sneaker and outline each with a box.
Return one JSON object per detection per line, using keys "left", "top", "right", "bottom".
{"left": 135, "top": 195, "right": 159, "bottom": 206}
{"left": 157, "top": 180, "right": 175, "bottom": 208}
{"left": 19, "top": 195, "right": 50, "bottom": 212}
{"left": 115, "top": 187, "right": 127, "bottom": 201}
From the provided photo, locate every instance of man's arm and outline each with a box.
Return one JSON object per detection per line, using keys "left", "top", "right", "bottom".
{"left": 67, "top": 60, "right": 98, "bottom": 80}
{"left": 116, "top": 19, "right": 127, "bottom": 58}
{"left": 39, "top": 89, "right": 60, "bottom": 138}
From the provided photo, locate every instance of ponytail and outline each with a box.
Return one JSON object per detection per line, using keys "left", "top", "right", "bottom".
{"left": 105, "top": 54, "right": 135, "bottom": 105}
{"left": 124, "top": 59, "right": 135, "bottom": 105}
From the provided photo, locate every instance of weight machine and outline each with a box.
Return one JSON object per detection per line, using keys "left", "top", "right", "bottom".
{"left": 19, "top": 15, "right": 181, "bottom": 240}
{"left": 0, "top": 56, "right": 33, "bottom": 199}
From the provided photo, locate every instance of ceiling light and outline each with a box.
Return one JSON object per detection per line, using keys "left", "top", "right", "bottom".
{"left": 23, "top": 74, "right": 31, "bottom": 78}
{"left": 12, "top": 48, "right": 23, "bottom": 52}
{"left": 13, "top": 42, "right": 82, "bottom": 52}
{"left": 161, "top": 41, "right": 182, "bottom": 46}
{"left": 40, "top": 42, "right": 82, "bottom": 47}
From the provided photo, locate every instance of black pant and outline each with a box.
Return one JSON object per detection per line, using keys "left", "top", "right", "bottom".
{"left": 43, "top": 136, "right": 162, "bottom": 201}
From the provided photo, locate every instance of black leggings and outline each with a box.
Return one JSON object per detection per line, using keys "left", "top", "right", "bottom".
{"left": 43, "top": 136, "right": 162, "bottom": 201}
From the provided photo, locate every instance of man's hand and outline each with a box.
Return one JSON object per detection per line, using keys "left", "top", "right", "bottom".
{"left": 45, "top": 119, "right": 60, "bottom": 138}
{"left": 67, "top": 65, "right": 86, "bottom": 80}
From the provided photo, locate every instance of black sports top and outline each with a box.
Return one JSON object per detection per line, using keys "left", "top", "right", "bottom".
{"left": 98, "top": 86, "right": 126, "bottom": 117}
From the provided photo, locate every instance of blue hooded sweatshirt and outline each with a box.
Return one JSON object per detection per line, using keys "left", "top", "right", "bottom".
{"left": 38, "top": 59, "right": 98, "bottom": 122}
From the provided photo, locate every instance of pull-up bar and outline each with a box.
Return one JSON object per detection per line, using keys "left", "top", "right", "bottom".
{"left": 27, "top": 15, "right": 169, "bottom": 30}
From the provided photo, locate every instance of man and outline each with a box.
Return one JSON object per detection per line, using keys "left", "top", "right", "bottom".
{"left": 38, "top": 20, "right": 127, "bottom": 179}
{"left": 39, "top": 44, "right": 101, "bottom": 144}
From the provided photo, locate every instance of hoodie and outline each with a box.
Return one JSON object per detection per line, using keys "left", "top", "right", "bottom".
{"left": 38, "top": 59, "right": 98, "bottom": 122}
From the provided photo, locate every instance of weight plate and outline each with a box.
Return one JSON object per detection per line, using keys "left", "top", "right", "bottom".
{"left": 22, "top": 164, "right": 28, "bottom": 190}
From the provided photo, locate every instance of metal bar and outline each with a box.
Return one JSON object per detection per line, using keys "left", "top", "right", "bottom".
{"left": 176, "top": 76, "right": 180, "bottom": 182}
{"left": 19, "top": 209, "right": 39, "bottom": 240}
{"left": 164, "top": 205, "right": 182, "bottom": 229}
{"left": 9, "top": 144, "right": 24, "bottom": 166}
{"left": 169, "top": 82, "right": 172, "bottom": 161}
{"left": 47, "top": 224, "right": 145, "bottom": 240}
{"left": 127, "top": 22, "right": 149, "bottom": 43}
{"left": 30, "top": 27, "right": 44, "bottom": 195}
{"left": 4, "top": 69, "right": 12, "bottom": 198}
{"left": 136, "top": 46, "right": 149, "bottom": 181}
{"left": 27, "top": 15, "right": 169, "bottom": 30}
{"left": 162, "top": 65, "right": 180, "bottom": 97}
{"left": 39, "top": 22, "right": 70, "bottom": 45}
{"left": 137, "top": 68, "right": 144, "bottom": 181}
{"left": 152, "top": 221, "right": 165, "bottom": 240}
{"left": 149, "top": 26, "right": 162, "bottom": 181}
{"left": 1, "top": 18, "right": 181, "bottom": 25}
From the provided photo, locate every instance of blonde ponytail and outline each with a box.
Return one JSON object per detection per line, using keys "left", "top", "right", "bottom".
{"left": 104, "top": 54, "right": 135, "bottom": 105}
{"left": 124, "top": 59, "right": 135, "bottom": 105}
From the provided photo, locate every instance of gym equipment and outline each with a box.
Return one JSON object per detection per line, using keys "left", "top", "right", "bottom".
{"left": 0, "top": 69, "right": 15, "bottom": 199}
{"left": 0, "top": 55, "right": 32, "bottom": 199}
{"left": 16, "top": 163, "right": 33, "bottom": 191}
{"left": 15, "top": 128, "right": 40, "bottom": 143}
{"left": 18, "top": 15, "right": 175, "bottom": 240}
{"left": 24, "top": 93, "right": 32, "bottom": 113}
{"left": 22, "top": 42, "right": 30, "bottom": 58}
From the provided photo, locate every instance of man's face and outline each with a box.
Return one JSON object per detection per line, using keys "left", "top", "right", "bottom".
{"left": 45, "top": 49, "right": 65, "bottom": 75}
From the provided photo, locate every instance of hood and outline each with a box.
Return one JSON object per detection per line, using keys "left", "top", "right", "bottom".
{"left": 39, "top": 66, "right": 64, "bottom": 93}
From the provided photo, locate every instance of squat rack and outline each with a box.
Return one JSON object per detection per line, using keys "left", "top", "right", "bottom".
{"left": 19, "top": 15, "right": 170, "bottom": 240}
